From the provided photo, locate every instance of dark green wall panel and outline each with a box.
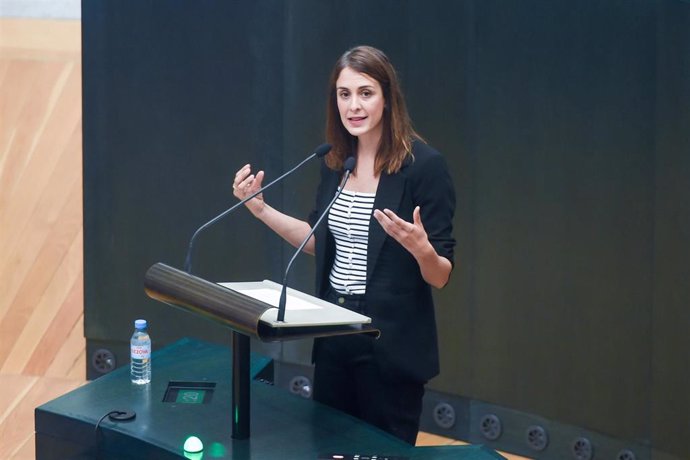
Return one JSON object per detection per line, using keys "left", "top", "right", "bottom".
{"left": 82, "top": 1, "right": 287, "bottom": 352}
{"left": 652, "top": 2, "right": 690, "bottom": 458}
{"left": 466, "top": 0, "right": 656, "bottom": 441}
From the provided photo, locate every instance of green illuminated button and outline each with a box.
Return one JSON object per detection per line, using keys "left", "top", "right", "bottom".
{"left": 184, "top": 435, "right": 203, "bottom": 453}
{"left": 176, "top": 389, "right": 205, "bottom": 404}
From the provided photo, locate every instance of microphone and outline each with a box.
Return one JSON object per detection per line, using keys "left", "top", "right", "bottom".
{"left": 277, "top": 156, "right": 357, "bottom": 322}
{"left": 183, "top": 143, "right": 332, "bottom": 273}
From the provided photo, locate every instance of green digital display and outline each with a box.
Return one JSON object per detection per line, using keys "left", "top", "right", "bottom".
{"left": 163, "top": 381, "right": 215, "bottom": 404}
{"left": 176, "top": 389, "right": 206, "bottom": 404}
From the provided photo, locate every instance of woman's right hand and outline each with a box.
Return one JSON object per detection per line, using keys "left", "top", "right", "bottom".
{"left": 233, "top": 164, "right": 266, "bottom": 216}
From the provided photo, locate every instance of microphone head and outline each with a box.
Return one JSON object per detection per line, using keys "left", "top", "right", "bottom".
{"left": 343, "top": 156, "right": 356, "bottom": 172}
{"left": 314, "top": 143, "right": 333, "bottom": 158}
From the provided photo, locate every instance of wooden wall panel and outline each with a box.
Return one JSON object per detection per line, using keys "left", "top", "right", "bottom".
{"left": 0, "top": 18, "right": 83, "bottom": 379}
{"left": 0, "top": 18, "right": 85, "bottom": 460}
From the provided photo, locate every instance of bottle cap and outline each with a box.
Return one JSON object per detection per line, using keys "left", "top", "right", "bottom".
{"left": 134, "top": 319, "right": 147, "bottom": 329}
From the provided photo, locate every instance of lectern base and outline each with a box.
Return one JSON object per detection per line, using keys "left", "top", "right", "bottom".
{"left": 35, "top": 338, "right": 505, "bottom": 460}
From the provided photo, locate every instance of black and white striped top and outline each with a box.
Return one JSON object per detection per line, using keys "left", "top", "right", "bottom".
{"left": 328, "top": 188, "right": 376, "bottom": 295}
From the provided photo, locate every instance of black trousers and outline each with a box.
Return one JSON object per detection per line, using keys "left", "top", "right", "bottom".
{"left": 312, "top": 288, "right": 425, "bottom": 445}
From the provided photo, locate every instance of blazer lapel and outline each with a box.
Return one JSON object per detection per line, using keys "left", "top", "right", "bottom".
{"left": 314, "top": 169, "right": 340, "bottom": 296}
{"left": 367, "top": 170, "right": 407, "bottom": 285}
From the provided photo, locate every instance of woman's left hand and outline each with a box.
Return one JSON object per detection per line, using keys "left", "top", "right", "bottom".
{"left": 373, "top": 205, "right": 452, "bottom": 288}
{"left": 373, "top": 206, "right": 429, "bottom": 257}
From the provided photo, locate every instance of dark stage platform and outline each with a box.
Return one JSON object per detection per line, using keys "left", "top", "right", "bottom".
{"left": 35, "top": 338, "right": 505, "bottom": 459}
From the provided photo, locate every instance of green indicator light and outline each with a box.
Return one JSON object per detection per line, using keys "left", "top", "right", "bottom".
{"left": 184, "top": 435, "right": 204, "bottom": 453}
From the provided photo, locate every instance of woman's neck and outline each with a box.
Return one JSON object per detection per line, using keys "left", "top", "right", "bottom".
{"left": 356, "top": 126, "right": 381, "bottom": 155}
{"left": 356, "top": 130, "right": 380, "bottom": 160}
{"left": 354, "top": 139, "right": 377, "bottom": 178}
{"left": 346, "top": 153, "right": 379, "bottom": 193}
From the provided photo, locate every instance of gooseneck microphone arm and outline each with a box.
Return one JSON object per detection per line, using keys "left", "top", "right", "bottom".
{"left": 277, "top": 156, "right": 357, "bottom": 322}
{"left": 183, "top": 143, "right": 332, "bottom": 274}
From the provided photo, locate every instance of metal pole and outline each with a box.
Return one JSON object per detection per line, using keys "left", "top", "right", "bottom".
{"left": 231, "top": 331, "right": 250, "bottom": 439}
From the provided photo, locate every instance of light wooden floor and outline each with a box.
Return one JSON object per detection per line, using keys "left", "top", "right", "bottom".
{"left": 0, "top": 17, "right": 85, "bottom": 460}
{"left": 0, "top": 18, "right": 529, "bottom": 460}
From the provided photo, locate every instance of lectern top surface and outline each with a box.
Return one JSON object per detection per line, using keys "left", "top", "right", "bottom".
{"left": 220, "top": 280, "right": 371, "bottom": 328}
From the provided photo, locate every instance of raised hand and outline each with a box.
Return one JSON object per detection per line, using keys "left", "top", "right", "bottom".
{"left": 373, "top": 205, "right": 452, "bottom": 288}
{"left": 232, "top": 164, "right": 266, "bottom": 216}
{"left": 372, "top": 206, "right": 429, "bottom": 257}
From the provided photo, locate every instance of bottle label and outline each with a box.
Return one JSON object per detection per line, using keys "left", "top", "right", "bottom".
{"left": 131, "top": 345, "right": 150, "bottom": 359}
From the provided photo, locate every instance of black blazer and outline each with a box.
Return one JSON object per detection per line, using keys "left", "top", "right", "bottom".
{"left": 309, "top": 141, "right": 456, "bottom": 383}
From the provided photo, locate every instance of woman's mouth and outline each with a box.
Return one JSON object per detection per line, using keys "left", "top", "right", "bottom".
{"left": 348, "top": 116, "right": 367, "bottom": 126}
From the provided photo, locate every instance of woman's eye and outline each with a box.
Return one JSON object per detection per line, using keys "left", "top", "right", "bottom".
{"left": 338, "top": 91, "right": 349, "bottom": 99}
{"left": 361, "top": 90, "right": 371, "bottom": 97}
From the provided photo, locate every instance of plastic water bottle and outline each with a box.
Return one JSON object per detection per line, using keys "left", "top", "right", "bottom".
{"left": 130, "top": 319, "right": 151, "bottom": 384}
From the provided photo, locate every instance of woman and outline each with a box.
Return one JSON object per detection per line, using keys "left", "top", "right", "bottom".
{"left": 232, "top": 45, "right": 455, "bottom": 444}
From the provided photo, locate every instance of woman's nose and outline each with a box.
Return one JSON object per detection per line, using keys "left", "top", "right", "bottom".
{"left": 349, "top": 95, "right": 362, "bottom": 111}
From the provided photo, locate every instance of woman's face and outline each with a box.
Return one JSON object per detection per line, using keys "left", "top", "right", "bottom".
{"left": 336, "top": 66, "right": 385, "bottom": 143}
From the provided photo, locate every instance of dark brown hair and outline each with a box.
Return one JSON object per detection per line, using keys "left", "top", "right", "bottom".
{"left": 325, "top": 45, "right": 421, "bottom": 175}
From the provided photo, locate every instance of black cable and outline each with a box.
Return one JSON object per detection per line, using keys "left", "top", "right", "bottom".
{"left": 93, "top": 410, "right": 120, "bottom": 460}
{"left": 94, "top": 410, "right": 122, "bottom": 434}
{"left": 93, "top": 409, "right": 136, "bottom": 459}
